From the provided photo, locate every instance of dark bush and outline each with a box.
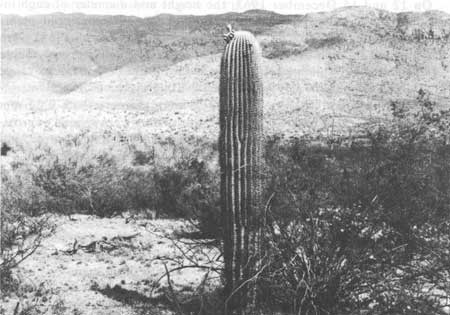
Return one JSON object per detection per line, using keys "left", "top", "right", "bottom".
{"left": 257, "top": 90, "right": 450, "bottom": 314}
{"left": 1, "top": 142, "right": 12, "bottom": 156}
{"left": 122, "top": 166, "right": 158, "bottom": 212}
{"left": 154, "top": 158, "right": 221, "bottom": 237}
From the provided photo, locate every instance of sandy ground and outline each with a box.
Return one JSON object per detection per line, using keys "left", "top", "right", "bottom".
{"left": 1, "top": 215, "right": 221, "bottom": 315}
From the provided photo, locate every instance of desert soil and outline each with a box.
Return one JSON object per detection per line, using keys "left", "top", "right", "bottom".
{"left": 1, "top": 215, "right": 220, "bottom": 315}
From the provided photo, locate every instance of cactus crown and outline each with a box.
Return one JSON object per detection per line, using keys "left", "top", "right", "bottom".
{"left": 220, "top": 29, "right": 263, "bottom": 113}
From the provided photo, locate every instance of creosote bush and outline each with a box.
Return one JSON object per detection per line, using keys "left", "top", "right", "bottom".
{"left": 1, "top": 136, "right": 218, "bottom": 220}
{"left": 0, "top": 207, "right": 54, "bottom": 294}
{"left": 257, "top": 90, "right": 450, "bottom": 314}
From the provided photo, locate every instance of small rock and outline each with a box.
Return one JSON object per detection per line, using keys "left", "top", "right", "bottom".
{"left": 118, "top": 266, "right": 129, "bottom": 273}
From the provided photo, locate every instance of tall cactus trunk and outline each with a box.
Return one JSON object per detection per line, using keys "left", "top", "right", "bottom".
{"left": 219, "top": 28, "right": 264, "bottom": 315}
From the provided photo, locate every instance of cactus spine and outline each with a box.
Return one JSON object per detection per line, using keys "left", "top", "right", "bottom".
{"left": 219, "top": 27, "right": 264, "bottom": 314}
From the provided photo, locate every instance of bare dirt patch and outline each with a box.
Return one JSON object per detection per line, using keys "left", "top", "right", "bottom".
{"left": 1, "top": 215, "right": 220, "bottom": 315}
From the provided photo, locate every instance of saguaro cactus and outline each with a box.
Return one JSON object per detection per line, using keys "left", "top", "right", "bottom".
{"left": 219, "top": 25, "right": 264, "bottom": 314}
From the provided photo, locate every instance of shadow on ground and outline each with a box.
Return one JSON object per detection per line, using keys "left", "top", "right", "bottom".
{"left": 92, "top": 283, "right": 222, "bottom": 315}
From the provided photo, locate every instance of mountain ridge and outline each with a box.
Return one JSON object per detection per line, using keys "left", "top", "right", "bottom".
{"left": 2, "top": 6, "right": 449, "bottom": 94}
{"left": 1, "top": 6, "right": 449, "bottom": 139}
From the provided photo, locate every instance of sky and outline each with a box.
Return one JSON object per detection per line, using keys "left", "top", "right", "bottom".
{"left": 1, "top": 0, "right": 450, "bottom": 17}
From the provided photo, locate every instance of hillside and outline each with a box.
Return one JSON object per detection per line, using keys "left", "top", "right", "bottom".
{"left": 1, "top": 7, "right": 450, "bottom": 139}
{"left": 1, "top": 10, "right": 295, "bottom": 93}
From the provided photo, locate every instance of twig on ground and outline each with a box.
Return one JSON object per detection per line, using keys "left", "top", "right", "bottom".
{"left": 164, "top": 263, "right": 183, "bottom": 315}
{"left": 62, "top": 233, "right": 141, "bottom": 254}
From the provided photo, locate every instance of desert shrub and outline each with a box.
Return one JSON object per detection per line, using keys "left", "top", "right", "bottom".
{"left": 1, "top": 162, "right": 50, "bottom": 217}
{"left": 153, "top": 158, "right": 221, "bottom": 236}
{"left": 263, "top": 40, "right": 307, "bottom": 59}
{"left": 31, "top": 151, "right": 130, "bottom": 217}
{"left": 0, "top": 137, "right": 135, "bottom": 217}
{"left": 0, "top": 200, "right": 54, "bottom": 294}
{"left": 261, "top": 205, "right": 450, "bottom": 314}
{"left": 1, "top": 142, "right": 12, "bottom": 156}
{"left": 153, "top": 164, "right": 191, "bottom": 218}
{"left": 178, "top": 159, "right": 220, "bottom": 237}
{"left": 121, "top": 166, "right": 158, "bottom": 212}
{"left": 257, "top": 90, "right": 450, "bottom": 314}
{"left": 0, "top": 134, "right": 220, "bottom": 220}
{"left": 0, "top": 159, "right": 53, "bottom": 296}
{"left": 305, "top": 36, "right": 345, "bottom": 49}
